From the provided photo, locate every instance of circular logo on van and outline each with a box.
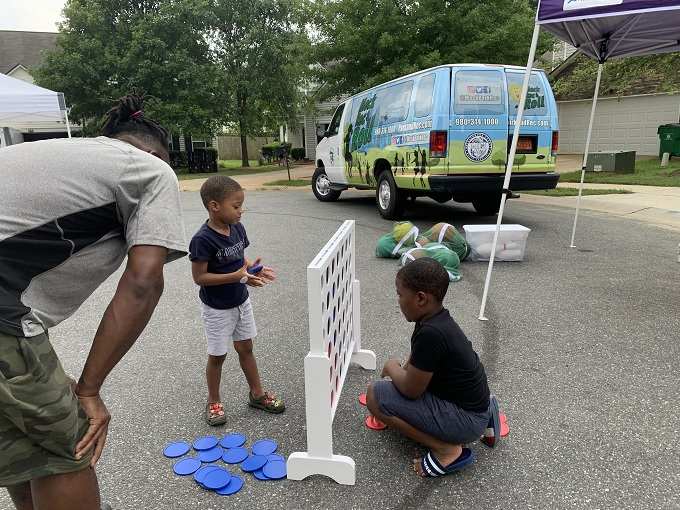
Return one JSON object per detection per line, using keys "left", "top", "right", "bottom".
{"left": 464, "top": 132, "right": 493, "bottom": 162}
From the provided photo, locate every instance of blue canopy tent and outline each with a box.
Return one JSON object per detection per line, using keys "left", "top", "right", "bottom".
{"left": 479, "top": 0, "right": 680, "bottom": 320}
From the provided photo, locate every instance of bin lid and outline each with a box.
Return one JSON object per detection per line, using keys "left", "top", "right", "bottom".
{"left": 463, "top": 224, "right": 531, "bottom": 233}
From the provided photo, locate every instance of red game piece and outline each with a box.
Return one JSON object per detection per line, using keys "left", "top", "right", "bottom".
{"left": 365, "top": 415, "right": 387, "bottom": 431}
{"left": 358, "top": 393, "right": 367, "bottom": 406}
{"left": 500, "top": 413, "right": 510, "bottom": 437}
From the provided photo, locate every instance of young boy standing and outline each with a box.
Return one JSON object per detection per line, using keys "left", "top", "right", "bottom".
{"left": 366, "top": 258, "right": 501, "bottom": 477}
{"left": 189, "top": 176, "right": 285, "bottom": 425}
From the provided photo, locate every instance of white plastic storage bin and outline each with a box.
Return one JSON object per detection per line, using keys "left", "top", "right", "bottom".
{"left": 463, "top": 224, "right": 531, "bottom": 262}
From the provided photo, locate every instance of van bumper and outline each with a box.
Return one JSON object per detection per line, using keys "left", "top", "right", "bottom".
{"left": 428, "top": 172, "right": 559, "bottom": 193}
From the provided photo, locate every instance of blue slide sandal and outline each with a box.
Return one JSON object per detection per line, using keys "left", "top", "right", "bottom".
{"left": 420, "top": 448, "right": 474, "bottom": 477}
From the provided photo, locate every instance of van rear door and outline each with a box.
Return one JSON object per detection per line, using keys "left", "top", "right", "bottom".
{"left": 449, "top": 68, "right": 508, "bottom": 174}
{"left": 505, "top": 70, "right": 555, "bottom": 173}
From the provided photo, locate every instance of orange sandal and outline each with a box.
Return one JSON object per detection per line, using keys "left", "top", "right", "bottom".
{"left": 206, "top": 402, "right": 227, "bottom": 426}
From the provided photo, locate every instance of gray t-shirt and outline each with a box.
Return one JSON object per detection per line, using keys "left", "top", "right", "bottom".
{"left": 0, "top": 136, "right": 187, "bottom": 338}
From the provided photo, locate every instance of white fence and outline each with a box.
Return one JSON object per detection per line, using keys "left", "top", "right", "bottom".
{"left": 287, "top": 220, "right": 376, "bottom": 485}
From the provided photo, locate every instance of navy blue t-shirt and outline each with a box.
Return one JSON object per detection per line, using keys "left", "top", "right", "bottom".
{"left": 189, "top": 222, "right": 250, "bottom": 309}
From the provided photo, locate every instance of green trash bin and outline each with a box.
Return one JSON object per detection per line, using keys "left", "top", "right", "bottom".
{"left": 657, "top": 124, "right": 680, "bottom": 159}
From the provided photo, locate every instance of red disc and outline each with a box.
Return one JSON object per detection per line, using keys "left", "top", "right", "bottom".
{"left": 358, "top": 393, "right": 367, "bottom": 406}
{"left": 365, "top": 415, "right": 387, "bottom": 431}
{"left": 500, "top": 413, "right": 510, "bottom": 437}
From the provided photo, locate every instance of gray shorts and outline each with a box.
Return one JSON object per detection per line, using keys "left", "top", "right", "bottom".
{"left": 201, "top": 299, "right": 257, "bottom": 356}
{"left": 372, "top": 380, "right": 491, "bottom": 444}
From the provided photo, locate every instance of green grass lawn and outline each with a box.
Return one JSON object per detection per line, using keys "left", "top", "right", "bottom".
{"left": 175, "top": 164, "right": 286, "bottom": 181}
{"left": 524, "top": 188, "right": 633, "bottom": 197}
{"left": 218, "top": 159, "right": 259, "bottom": 168}
{"left": 263, "top": 179, "right": 311, "bottom": 187}
{"left": 560, "top": 158, "right": 680, "bottom": 187}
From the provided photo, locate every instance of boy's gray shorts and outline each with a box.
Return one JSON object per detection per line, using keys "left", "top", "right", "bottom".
{"left": 372, "top": 380, "right": 491, "bottom": 444}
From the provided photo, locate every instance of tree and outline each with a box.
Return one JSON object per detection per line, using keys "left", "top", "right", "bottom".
{"left": 34, "top": 0, "right": 221, "bottom": 137}
{"left": 311, "top": 0, "right": 553, "bottom": 99}
{"left": 207, "top": 0, "right": 310, "bottom": 166}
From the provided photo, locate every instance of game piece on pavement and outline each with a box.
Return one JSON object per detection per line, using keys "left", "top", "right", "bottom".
{"left": 358, "top": 393, "right": 367, "bottom": 406}
{"left": 220, "top": 433, "right": 246, "bottom": 449}
{"left": 216, "top": 475, "right": 245, "bottom": 496}
{"left": 173, "top": 457, "right": 202, "bottom": 476}
{"left": 163, "top": 441, "right": 190, "bottom": 458}
{"left": 193, "top": 464, "right": 222, "bottom": 485}
{"left": 240, "top": 454, "right": 267, "bottom": 473}
{"left": 222, "top": 447, "right": 249, "bottom": 464}
{"left": 203, "top": 468, "right": 232, "bottom": 490}
{"left": 253, "top": 468, "right": 270, "bottom": 481}
{"left": 365, "top": 415, "right": 387, "bottom": 431}
{"left": 500, "top": 413, "right": 510, "bottom": 437}
{"left": 251, "top": 439, "right": 277, "bottom": 456}
{"left": 262, "top": 460, "right": 287, "bottom": 480}
{"left": 193, "top": 436, "right": 219, "bottom": 451}
{"left": 267, "top": 454, "right": 284, "bottom": 463}
{"left": 197, "top": 446, "right": 223, "bottom": 463}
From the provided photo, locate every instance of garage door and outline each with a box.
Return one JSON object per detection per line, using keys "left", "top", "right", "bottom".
{"left": 557, "top": 93, "right": 680, "bottom": 156}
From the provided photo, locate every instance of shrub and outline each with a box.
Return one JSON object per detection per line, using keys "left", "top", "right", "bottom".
{"left": 291, "top": 147, "right": 305, "bottom": 160}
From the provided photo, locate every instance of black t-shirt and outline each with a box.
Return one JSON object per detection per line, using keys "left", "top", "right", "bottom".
{"left": 409, "top": 308, "right": 490, "bottom": 412}
{"left": 189, "top": 222, "right": 250, "bottom": 309}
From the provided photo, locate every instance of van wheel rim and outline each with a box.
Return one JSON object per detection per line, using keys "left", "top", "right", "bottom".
{"left": 316, "top": 173, "right": 331, "bottom": 196}
{"left": 379, "top": 180, "right": 391, "bottom": 210}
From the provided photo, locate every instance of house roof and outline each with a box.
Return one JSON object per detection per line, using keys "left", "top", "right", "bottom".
{"left": 0, "top": 30, "right": 58, "bottom": 74}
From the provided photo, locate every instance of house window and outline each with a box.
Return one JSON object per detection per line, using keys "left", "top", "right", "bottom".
{"left": 192, "top": 139, "right": 207, "bottom": 150}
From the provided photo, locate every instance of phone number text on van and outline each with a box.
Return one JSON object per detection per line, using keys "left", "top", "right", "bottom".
{"left": 453, "top": 118, "right": 500, "bottom": 127}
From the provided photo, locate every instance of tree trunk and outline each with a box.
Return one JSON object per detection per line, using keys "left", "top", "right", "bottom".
{"left": 239, "top": 119, "right": 249, "bottom": 167}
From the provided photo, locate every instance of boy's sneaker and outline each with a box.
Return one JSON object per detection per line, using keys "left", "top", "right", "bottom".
{"left": 481, "top": 395, "right": 501, "bottom": 448}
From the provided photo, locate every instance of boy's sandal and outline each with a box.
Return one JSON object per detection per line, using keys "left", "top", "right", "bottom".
{"left": 419, "top": 448, "right": 475, "bottom": 477}
{"left": 249, "top": 391, "right": 285, "bottom": 414}
{"left": 481, "top": 395, "right": 501, "bottom": 448}
{"left": 205, "top": 402, "right": 227, "bottom": 426}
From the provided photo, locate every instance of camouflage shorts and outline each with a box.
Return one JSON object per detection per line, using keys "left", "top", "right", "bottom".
{"left": 0, "top": 331, "right": 91, "bottom": 487}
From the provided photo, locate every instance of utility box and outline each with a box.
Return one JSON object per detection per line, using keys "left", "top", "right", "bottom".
{"left": 585, "top": 151, "right": 636, "bottom": 173}
{"left": 658, "top": 124, "right": 680, "bottom": 158}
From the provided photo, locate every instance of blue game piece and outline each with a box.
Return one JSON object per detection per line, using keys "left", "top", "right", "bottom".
{"left": 198, "top": 446, "right": 223, "bottom": 463}
{"left": 222, "top": 447, "right": 249, "bottom": 464}
{"left": 203, "top": 468, "right": 232, "bottom": 490}
{"left": 163, "top": 441, "right": 190, "bottom": 458}
{"left": 253, "top": 468, "right": 270, "bottom": 481}
{"left": 247, "top": 264, "right": 263, "bottom": 275}
{"left": 220, "top": 433, "right": 246, "bottom": 449}
{"left": 251, "top": 439, "right": 278, "bottom": 456}
{"left": 267, "top": 454, "right": 285, "bottom": 463}
{"left": 193, "top": 435, "right": 219, "bottom": 451}
{"left": 262, "top": 460, "right": 287, "bottom": 480}
{"left": 173, "top": 457, "right": 202, "bottom": 476}
{"left": 194, "top": 464, "right": 222, "bottom": 485}
{"left": 216, "top": 475, "right": 244, "bottom": 496}
{"left": 240, "top": 454, "right": 267, "bottom": 472}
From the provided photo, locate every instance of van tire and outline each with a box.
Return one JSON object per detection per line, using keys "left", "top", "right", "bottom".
{"left": 376, "top": 171, "right": 405, "bottom": 219}
{"left": 312, "top": 167, "right": 341, "bottom": 202}
{"left": 472, "top": 195, "right": 501, "bottom": 216}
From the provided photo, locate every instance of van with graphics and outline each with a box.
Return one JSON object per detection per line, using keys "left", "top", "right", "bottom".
{"left": 311, "top": 64, "right": 560, "bottom": 218}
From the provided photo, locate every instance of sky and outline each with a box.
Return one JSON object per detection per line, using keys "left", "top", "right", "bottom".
{"left": 0, "top": 0, "right": 66, "bottom": 32}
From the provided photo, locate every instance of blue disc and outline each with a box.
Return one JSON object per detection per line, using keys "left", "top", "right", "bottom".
{"left": 163, "top": 441, "right": 190, "bottom": 458}
{"left": 251, "top": 439, "right": 278, "bottom": 456}
{"left": 240, "top": 454, "right": 267, "bottom": 473}
{"left": 220, "top": 433, "right": 246, "bottom": 449}
{"left": 222, "top": 447, "right": 249, "bottom": 464}
{"left": 193, "top": 435, "right": 219, "bottom": 451}
{"left": 198, "top": 446, "right": 223, "bottom": 463}
{"left": 252, "top": 468, "right": 270, "bottom": 481}
{"left": 203, "top": 468, "right": 231, "bottom": 490}
{"left": 173, "top": 457, "right": 201, "bottom": 476}
{"left": 194, "top": 464, "right": 221, "bottom": 484}
{"left": 216, "top": 475, "right": 244, "bottom": 496}
{"left": 267, "top": 454, "right": 285, "bottom": 463}
{"left": 262, "top": 460, "right": 287, "bottom": 480}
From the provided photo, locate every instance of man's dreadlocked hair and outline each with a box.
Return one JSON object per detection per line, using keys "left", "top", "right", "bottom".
{"left": 100, "top": 94, "right": 169, "bottom": 151}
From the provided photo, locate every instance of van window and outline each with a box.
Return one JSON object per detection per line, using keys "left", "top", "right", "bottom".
{"left": 454, "top": 71, "right": 504, "bottom": 116}
{"left": 327, "top": 103, "right": 345, "bottom": 137}
{"left": 377, "top": 81, "right": 413, "bottom": 125}
{"left": 414, "top": 74, "right": 435, "bottom": 118}
{"left": 507, "top": 73, "right": 547, "bottom": 116}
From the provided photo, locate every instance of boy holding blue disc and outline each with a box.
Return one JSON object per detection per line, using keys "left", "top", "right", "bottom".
{"left": 189, "top": 176, "right": 285, "bottom": 426}
{"left": 366, "top": 258, "right": 501, "bottom": 478}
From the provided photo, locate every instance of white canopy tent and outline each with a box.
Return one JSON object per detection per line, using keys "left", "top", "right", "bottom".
{"left": 0, "top": 73, "right": 71, "bottom": 138}
{"left": 478, "top": 0, "right": 680, "bottom": 321}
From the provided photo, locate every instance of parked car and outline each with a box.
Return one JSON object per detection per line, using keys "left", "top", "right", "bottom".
{"left": 312, "top": 64, "right": 560, "bottom": 218}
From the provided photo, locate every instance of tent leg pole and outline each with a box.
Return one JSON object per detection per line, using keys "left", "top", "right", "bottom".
{"left": 65, "top": 109, "right": 72, "bottom": 139}
{"left": 478, "top": 23, "right": 541, "bottom": 321}
{"left": 570, "top": 62, "right": 603, "bottom": 249}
